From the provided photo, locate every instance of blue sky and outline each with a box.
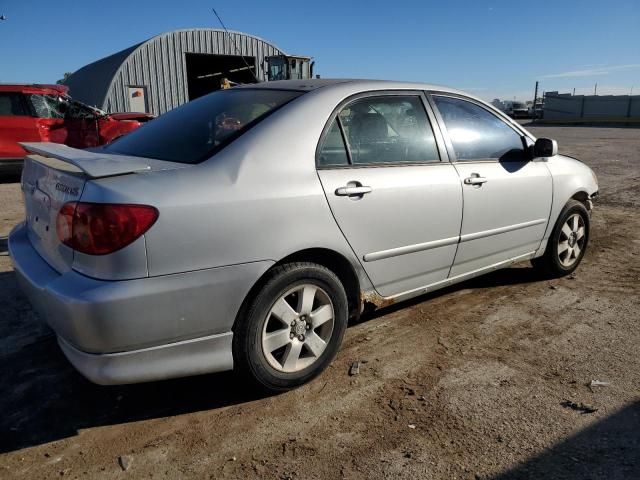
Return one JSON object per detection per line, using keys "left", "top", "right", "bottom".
{"left": 1, "top": 0, "right": 638, "bottom": 101}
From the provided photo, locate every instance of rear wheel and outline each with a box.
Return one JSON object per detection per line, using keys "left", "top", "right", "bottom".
{"left": 532, "top": 200, "right": 590, "bottom": 277}
{"left": 233, "top": 262, "right": 348, "bottom": 392}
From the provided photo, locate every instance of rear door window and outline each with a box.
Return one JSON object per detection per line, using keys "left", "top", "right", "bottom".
{"left": 0, "top": 93, "right": 29, "bottom": 116}
{"left": 318, "top": 120, "right": 349, "bottom": 166}
{"left": 338, "top": 96, "right": 440, "bottom": 165}
{"left": 105, "top": 89, "right": 303, "bottom": 164}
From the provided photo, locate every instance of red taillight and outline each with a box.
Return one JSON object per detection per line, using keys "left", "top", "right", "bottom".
{"left": 56, "top": 202, "right": 158, "bottom": 255}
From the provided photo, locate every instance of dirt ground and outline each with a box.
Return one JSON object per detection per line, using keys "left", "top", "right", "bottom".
{"left": 0, "top": 125, "right": 638, "bottom": 480}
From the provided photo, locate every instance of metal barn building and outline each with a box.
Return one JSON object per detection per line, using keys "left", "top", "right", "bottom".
{"left": 64, "top": 28, "right": 310, "bottom": 116}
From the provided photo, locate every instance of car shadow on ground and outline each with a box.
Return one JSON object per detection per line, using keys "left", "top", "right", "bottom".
{"left": 492, "top": 400, "right": 640, "bottom": 480}
{"left": 361, "top": 265, "right": 545, "bottom": 321}
{"left": 0, "top": 236, "right": 7, "bottom": 256}
{"left": 0, "top": 265, "right": 548, "bottom": 454}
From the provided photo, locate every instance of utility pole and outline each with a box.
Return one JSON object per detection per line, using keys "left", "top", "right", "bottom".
{"left": 594, "top": 83, "right": 598, "bottom": 95}
{"left": 532, "top": 81, "right": 539, "bottom": 120}
{"left": 573, "top": 87, "right": 576, "bottom": 96}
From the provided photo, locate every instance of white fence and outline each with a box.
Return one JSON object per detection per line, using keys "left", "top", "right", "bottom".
{"left": 543, "top": 92, "right": 640, "bottom": 123}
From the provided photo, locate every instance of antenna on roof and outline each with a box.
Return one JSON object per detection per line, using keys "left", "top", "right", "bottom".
{"left": 211, "top": 7, "right": 259, "bottom": 83}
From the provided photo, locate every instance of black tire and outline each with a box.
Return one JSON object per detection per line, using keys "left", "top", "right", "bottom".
{"left": 233, "top": 262, "right": 348, "bottom": 393}
{"left": 531, "top": 199, "right": 590, "bottom": 277}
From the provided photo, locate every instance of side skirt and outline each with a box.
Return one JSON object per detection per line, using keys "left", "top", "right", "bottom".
{"left": 362, "top": 251, "right": 537, "bottom": 308}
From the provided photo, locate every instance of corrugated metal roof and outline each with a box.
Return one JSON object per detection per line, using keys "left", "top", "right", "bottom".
{"left": 64, "top": 43, "right": 143, "bottom": 109}
{"left": 64, "top": 29, "right": 286, "bottom": 115}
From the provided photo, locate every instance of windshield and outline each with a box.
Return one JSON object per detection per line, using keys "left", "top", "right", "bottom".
{"left": 29, "top": 94, "right": 67, "bottom": 118}
{"left": 267, "top": 57, "right": 287, "bottom": 81}
{"left": 105, "top": 88, "right": 303, "bottom": 163}
{"left": 28, "top": 94, "right": 105, "bottom": 119}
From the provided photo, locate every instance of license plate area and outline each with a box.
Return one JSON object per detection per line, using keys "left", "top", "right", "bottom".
{"left": 28, "top": 187, "right": 53, "bottom": 240}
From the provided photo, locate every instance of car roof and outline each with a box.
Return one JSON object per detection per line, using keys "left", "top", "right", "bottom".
{"left": 244, "top": 79, "right": 529, "bottom": 139}
{"left": 237, "top": 78, "right": 470, "bottom": 96}
{"left": 0, "top": 84, "right": 69, "bottom": 95}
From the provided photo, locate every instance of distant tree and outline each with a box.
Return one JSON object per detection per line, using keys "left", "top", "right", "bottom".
{"left": 56, "top": 72, "right": 73, "bottom": 85}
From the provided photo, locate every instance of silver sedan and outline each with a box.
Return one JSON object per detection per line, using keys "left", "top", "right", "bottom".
{"left": 9, "top": 79, "right": 598, "bottom": 391}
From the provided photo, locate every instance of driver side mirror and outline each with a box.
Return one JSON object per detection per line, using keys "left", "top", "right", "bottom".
{"left": 533, "top": 138, "right": 558, "bottom": 158}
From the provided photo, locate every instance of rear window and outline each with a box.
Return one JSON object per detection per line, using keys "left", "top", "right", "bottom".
{"left": 105, "top": 89, "right": 303, "bottom": 163}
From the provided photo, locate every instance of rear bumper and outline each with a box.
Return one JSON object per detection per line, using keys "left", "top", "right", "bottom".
{"left": 9, "top": 222, "right": 273, "bottom": 384}
{"left": 58, "top": 332, "right": 233, "bottom": 385}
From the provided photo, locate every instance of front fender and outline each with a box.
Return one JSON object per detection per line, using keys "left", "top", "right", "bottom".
{"left": 537, "top": 154, "right": 598, "bottom": 254}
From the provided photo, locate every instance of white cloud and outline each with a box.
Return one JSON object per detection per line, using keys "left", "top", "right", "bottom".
{"left": 541, "top": 64, "right": 640, "bottom": 79}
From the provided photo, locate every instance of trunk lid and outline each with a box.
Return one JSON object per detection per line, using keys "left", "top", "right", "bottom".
{"left": 21, "top": 156, "right": 86, "bottom": 273}
{"left": 21, "top": 142, "right": 155, "bottom": 178}
{"left": 20, "top": 142, "right": 187, "bottom": 273}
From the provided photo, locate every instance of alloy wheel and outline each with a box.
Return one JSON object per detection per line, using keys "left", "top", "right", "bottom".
{"left": 261, "top": 284, "right": 335, "bottom": 373}
{"left": 558, "top": 213, "right": 586, "bottom": 267}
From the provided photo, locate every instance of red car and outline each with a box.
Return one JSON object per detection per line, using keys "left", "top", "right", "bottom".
{"left": 0, "top": 84, "right": 153, "bottom": 171}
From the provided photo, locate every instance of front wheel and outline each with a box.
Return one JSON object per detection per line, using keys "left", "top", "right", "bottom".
{"left": 532, "top": 200, "right": 590, "bottom": 277}
{"left": 233, "top": 262, "right": 348, "bottom": 393}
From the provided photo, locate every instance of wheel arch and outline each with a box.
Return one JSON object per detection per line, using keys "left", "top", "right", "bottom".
{"left": 571, "top": 190, "right": 593, "bottom": 212}
{"left": 232, "top": 248, "right": 362, "bottom": 333}
{"left": 551, "top": 187, "right": 593, "bottom": 227}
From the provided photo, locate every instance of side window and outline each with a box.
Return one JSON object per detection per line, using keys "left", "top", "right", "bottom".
{"left": 0, "top": 93, "right": 29, "bottom": 116}
{"left": 433, "top": 96, "right": 525, "bottom": 161}
{"left": 340, "top": 96, "right": 439, "bottom": 165}
{"left": 318, "top": 120, "right": 349, "bottom": 166}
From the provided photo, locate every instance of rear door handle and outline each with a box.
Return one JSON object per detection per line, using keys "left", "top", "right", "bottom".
{"left": 335, "top": 185, "right": 372, "bottom": 197}
{"left": 464, "top": 174, "right": 488, "bottom": 186}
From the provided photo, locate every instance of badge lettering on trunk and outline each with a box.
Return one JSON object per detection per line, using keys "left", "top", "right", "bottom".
{"left": 55, "top": 183, "right": 79, "bottom": 196}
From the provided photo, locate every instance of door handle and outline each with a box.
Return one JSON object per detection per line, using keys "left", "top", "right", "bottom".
{"left": 464, "top": 174, "right": 488, "bottom": 186}
{"left": 335, "top": 185, "right": 372, "bottom": 196}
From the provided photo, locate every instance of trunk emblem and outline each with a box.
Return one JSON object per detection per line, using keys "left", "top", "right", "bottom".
{"left": 55, "top": 183, "right": 80, "bottom": 196}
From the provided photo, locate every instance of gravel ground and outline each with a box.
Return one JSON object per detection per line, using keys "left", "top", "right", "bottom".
{"left": 0, "top": 125, "right": 638, "bottom": 479}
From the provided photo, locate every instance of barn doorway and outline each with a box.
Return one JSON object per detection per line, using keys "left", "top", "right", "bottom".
{"left": 185, "top": 53, "right": 257, "bottom": 100}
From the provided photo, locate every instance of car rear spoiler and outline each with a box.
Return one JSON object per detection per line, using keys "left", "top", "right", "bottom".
{"left": 20, "top": 142, "right": 153, "bottom": 179}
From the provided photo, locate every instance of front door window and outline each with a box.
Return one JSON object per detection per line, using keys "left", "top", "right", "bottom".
{"left": 432, "top": 95, "right": 525, "bottom": 161}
